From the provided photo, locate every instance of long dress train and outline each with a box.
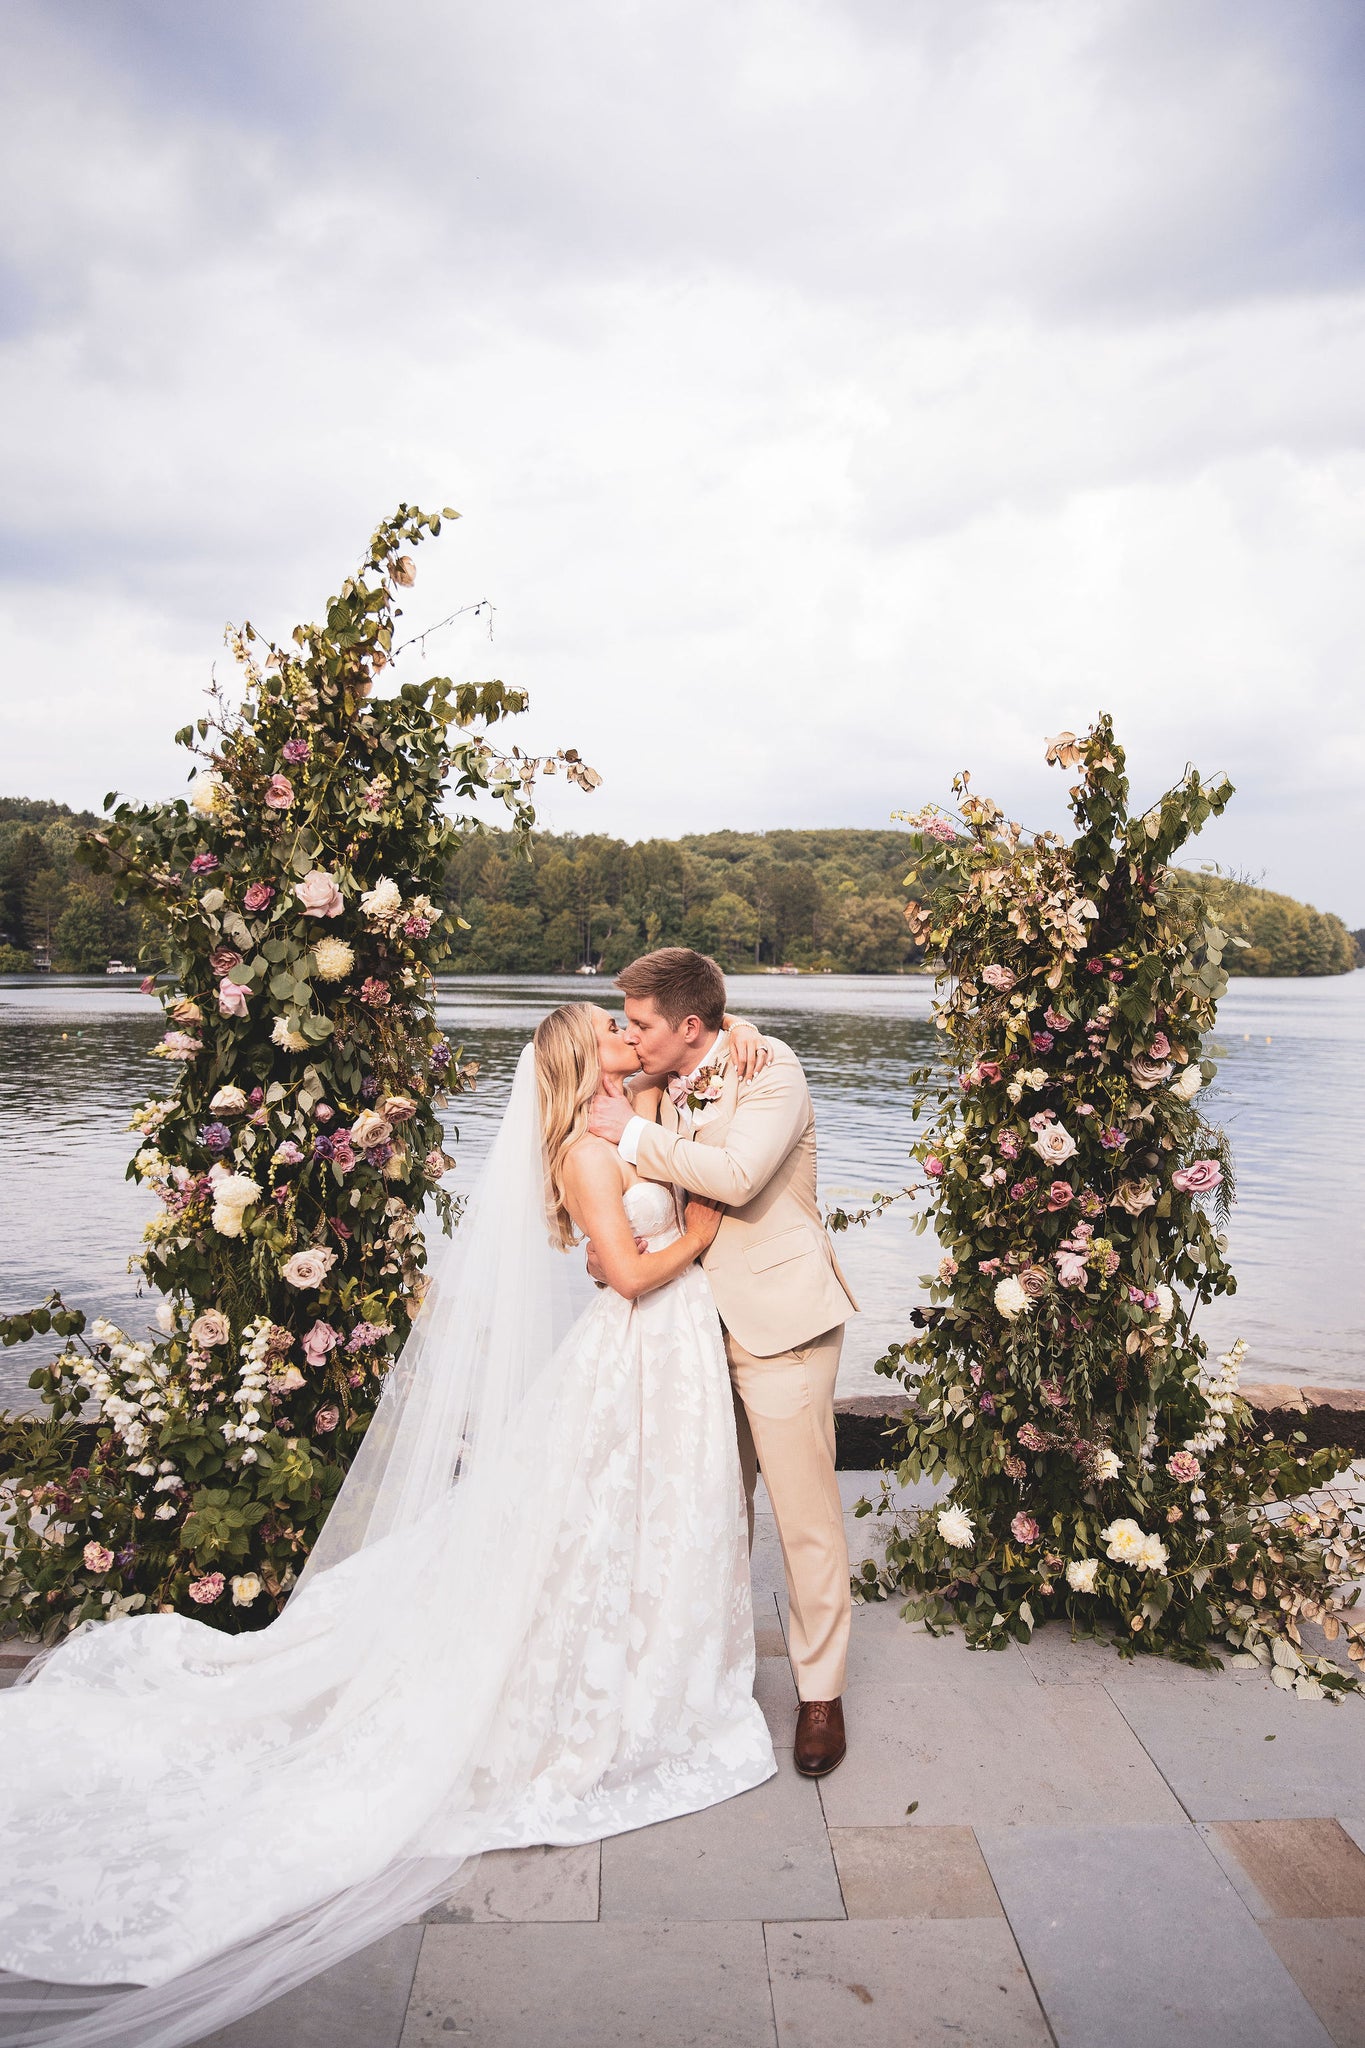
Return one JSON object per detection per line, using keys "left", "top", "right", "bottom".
{"left": 0, "top": 1172, "right": 775, "bottom": 2042}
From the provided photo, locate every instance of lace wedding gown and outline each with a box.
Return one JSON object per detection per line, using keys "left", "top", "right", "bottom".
{"left": 0, "top": 1171, "right": 775, "bottom": 2044}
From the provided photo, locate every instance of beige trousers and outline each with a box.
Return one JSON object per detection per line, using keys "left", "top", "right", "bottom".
{"left": 725, "top": 1323, "right": 850, "bottom": 1702}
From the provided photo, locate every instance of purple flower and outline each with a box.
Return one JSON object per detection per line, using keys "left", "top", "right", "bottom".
{"left": 272, "top": 1140, "right": 305, "bottom": 1167}
{"left": 429, "top": 1041, "right": 452, "bottom": 1074}
{"left": 345, "top": 1319, "right": 394, "bottom": 1353}
{"left": 189, "top": 853, "right": 219, "bottom": 875}
{"left": 201, "top": 1122, "right": 233, "bottom": 1154}
{"left": 1099, "top": 1127, "right": 1128, "bottom": 1151}
{"left": 367, "top": 1140, "right": 394, "bottom": 1167}
{"left": 360, "top": 1074, "right": 381, "bottom": 1099}
{"left": 312, "top": 1133, "right": 336, "bottom": 1161}
{"left": 1031, "top": 1031, "right": 1055, "bottom": 1053}
{"left": 403, "top": 915, "right": 432, "bottom": 939}
{"left": 978, "top": 1392, "right": 996, "bottom": 1414}
{"left": 282, "top": 738, "right": 311, "bottom": 763}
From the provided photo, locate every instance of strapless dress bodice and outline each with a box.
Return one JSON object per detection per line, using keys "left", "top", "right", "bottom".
{"left": 622, "top": 1179, "right": 680, "bottom": 1245}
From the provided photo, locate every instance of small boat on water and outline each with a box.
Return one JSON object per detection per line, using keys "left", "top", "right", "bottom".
{"left": 104, "top": 959, "right": 139, "bottom": 975}
{"left": 574, "top": 962, "right": 600, "bottom": 976}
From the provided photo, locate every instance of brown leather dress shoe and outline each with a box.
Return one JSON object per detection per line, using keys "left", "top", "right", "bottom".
{"left": 793, "top": 1697, "right": 846, "bottom": 1778}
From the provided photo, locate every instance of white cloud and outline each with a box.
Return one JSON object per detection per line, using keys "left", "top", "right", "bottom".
{"left": 2, "top": 0, "right": 1362, "bottom": 920}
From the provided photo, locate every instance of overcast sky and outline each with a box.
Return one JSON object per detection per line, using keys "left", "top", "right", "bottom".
{"left": 2, "top": 0, "right": 1362, "bottom": 921}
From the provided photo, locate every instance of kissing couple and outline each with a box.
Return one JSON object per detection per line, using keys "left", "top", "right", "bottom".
{"left": 0, "top": 948, "right": 858, "bottom": 2048}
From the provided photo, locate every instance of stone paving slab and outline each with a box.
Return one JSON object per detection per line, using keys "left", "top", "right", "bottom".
{"left": 422, "top": 1842, "right": 600, "bottom": 1924}
{"left": 977, "top": 1823, "right": 1335, "bottom": 2047}
{"left": 599, "top": 1756, "right": 845, "bottom": 1922}
{"left": 1263, "top": 1921, "right": 1365, "bottom": 2048}
{"left": 1109, "top": 1673, "right": 1365, "bottom": 1819}
{"left": 201, "top": 1926, "right": 423, "bottom": 2048}
{"left": 1203, "top": 1820, "right": 1365, "bottom": 1920}
{"left": 819, "top": 1678, "right": 1186, "bottom": 1827}
{"left": 845, "top": 1598, "right": 1034, "bottom": 1688}
{"left": 400, "top": 1921, "right": 776, "bottom": 2048}
{"left": 763, "top": 1919, "right": 1051, "bottom": 2047}
{"left": 827, "top": 1824, "right": 1003, "bottom": 1919}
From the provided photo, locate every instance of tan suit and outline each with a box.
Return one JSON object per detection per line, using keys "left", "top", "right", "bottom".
{"left": 632, "top": 1037, "right": 858, "bottom": 1700}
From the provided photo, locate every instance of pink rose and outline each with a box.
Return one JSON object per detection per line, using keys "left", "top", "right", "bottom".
{"left": 1044, "top": 1007, "right": 1071, "bottom": 1032}
{"left": 1017, "top": 1264, "right": 1049, "bottom": 1300}
{"left": 294, "top": 870, "right": 345, "bottom": 919}
{"left": 1045, "top": 1180, "right": 1073, "bottom": 1211}
{"left": 189, "top": 1572, "right": 225, "bottom": 1605}
{"left": 282, "top": 738, "right": 311, "bottom": 764}
{"left": 997, "top": 1131, "right": 1020, "bottom": 1161}
{"left": 264, "top": 774, "right": 295, "bottom": 810}
{"left": 1010, "top": 1513, "right": 1040, "bottom": 1545}
{"left": 923, "top": 1156, "right": 945, "bottom": 1179}
{"left": 209, "top": 946, "right": 243, "bottom": 979}
{"left": 217, "top": 979, "right": 250, "bottom": 1019}
{"left": 1148, "top": 1033, "right": 1172, "bottom": 1059}
{"left": 329, "top": 1135, "right": 356, "bottom": 1172}
{"left": 1167, "top": 1451, "right": 1201, "bottom": 1484}
{"left": 83, "top": 1541, "right": 115, "bottom": 1574}
{"left": 1054, "top": 1251, "right": 1089, "bottom": 1290}
{"left": 314, "top": 1405, "right": 340, "bottom": 1435}
{"left": 140, "top": 974, "right": 157, "bottom": 994}
{"left": 301, "top": 1320, "right": 340, "bottom": 1368}
{"left": 1172, "top": 1159, "right": 1223, "bottom": 1195}
{"left": 982, "top": 965, "right": 1017, "bottom": 992}
{"left": 243, "top": 881, "right": 275, "bottom": 912}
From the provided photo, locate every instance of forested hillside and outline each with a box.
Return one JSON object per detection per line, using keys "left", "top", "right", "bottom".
{"left": 0, "top": 800, "right": 1358, "bottom": 977}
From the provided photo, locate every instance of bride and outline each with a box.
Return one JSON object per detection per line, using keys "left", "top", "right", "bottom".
{"left": 0, "top": 1004, "right": 777, "bottom": 2048}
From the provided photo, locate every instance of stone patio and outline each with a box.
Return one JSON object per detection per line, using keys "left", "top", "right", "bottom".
{"left": 4, "top": 1469, "right": 1364, "bottom": 2046}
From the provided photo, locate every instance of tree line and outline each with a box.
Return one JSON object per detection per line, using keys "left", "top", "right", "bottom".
{"left": 1, "top": 798, "right": 1359, "bottom": 978}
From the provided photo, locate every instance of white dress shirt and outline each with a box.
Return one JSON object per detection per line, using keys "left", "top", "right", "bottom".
{"left": 618, "top": 1030, "right": 729, "bottom": 1165}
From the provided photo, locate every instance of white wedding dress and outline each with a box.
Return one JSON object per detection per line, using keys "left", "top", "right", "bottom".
{"left": 0, "top": 1055, "right": 775, "bottom": 2047}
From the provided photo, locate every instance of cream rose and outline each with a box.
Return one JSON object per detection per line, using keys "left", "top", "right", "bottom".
{"left": 1169, "top": 1065, "right": 1203, "bottom": 1101}
{"left": 294, "top": 870, "right": 345, "bottom": 919}
{"left": 349, "top": 1109, "right": 393, "bottom": 1149}
{"left": 281, "top": 1246, "right": 338, "bottom": 1290}
{"left": 190, "top": 1310, "right": 231, "bottom": 1349}
{"left": 1031, "top": 1122, "right": 1077, "bottom": 1167}
{"left": 380, "top": 1093, "right": 418, "bottom": 1124}
{"left": 231, "top": 1573, "right": 263, "bottom": 1606}
{"left": 209, "top": 1085, "right": 249, "bottom": 1116}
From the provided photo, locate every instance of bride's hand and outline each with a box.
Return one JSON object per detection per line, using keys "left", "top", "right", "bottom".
{"left": 683, "top": 1193, "right": 725, "bottom": 1251}
{"left": 726, "top": 1016, "right": 773, "bottom": 1082}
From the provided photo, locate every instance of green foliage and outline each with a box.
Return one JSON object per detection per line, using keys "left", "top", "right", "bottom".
{"left": 443, "top": 824, "right": 926, "bottom": 973}
{"left": 862, "top": 722, "right": 1365, "bottom": 1695}
{"left": 0, "top": 505, "right": 592, "bottom": 1640}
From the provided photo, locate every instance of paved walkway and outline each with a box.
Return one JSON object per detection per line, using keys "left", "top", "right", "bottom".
{"left": 4, "top": 1472, "right": 1364, "bottom": 2047}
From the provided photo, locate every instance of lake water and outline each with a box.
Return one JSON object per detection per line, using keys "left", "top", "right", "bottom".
{"left": 0, "top": 972, "right": 1361, "bottom": 1411}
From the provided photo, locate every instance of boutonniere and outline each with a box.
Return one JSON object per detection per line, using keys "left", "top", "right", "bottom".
{"left": 670, "top": 1051, "right": 729, "bottom": 1114}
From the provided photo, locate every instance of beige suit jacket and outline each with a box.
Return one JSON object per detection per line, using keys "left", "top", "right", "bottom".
{"left": 631, "top": 1035, "right": 858, "bottom": 1358}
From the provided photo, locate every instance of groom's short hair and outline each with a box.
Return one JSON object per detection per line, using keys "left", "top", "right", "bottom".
{"left": 616, "top": 948, "right": 726, "bottom": 1030}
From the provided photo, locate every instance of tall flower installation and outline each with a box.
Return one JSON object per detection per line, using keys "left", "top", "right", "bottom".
{"left": 0, "top": 505, "right": 598, "bottom": 1638}
{"left": 860, "top": 718, "right": 1364, "bottom": 1696}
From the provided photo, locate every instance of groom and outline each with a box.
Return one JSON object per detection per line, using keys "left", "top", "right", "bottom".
{"left": 588, "top": 947, "right": 858, "bottom": 1777}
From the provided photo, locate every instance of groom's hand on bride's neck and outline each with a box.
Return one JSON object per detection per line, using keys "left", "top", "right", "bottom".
{"left": 589, "top": 1077, "right": 634, "bottom": 1146}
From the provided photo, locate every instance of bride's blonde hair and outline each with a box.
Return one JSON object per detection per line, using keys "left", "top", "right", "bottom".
{"left": 533, "top": 1003, "right": 603, "bottom": 1247}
